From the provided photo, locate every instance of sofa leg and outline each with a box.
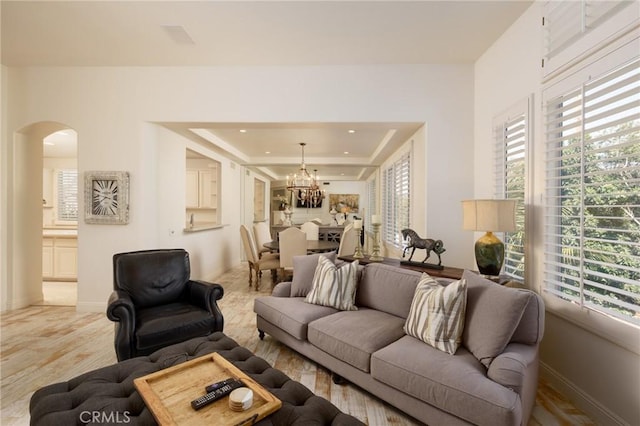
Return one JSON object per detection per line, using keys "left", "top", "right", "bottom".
{"left": 258, "top": 329, "right": 265, "bottom": 340}
{"left": 331, "top": 372, "right": 346, "bottom": 385}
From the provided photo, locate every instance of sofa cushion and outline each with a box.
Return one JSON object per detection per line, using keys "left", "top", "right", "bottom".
{"left": 462, "top": 270, "right": 532, "bottom": 368}
{"left": 253, "top": 296, "right": 338, "bottom": 340}
{"left": 404, "top": 274, "right": 467, "bottom": 354}
{"left": 355, "top": 263, "right": 422, "bottom": 318}
{"left": 371, "top": 335, "right": 522, "bottom": 425}
{"left": 305, "top": 257, "right": 359, "bottom": 311}
{"left": 291, "top": 252, "right": 337, "bottom": 297}
{"left": 308, "top": 308, "right": 406, "bottom": 372}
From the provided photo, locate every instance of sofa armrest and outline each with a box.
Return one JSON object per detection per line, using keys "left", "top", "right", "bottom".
{"left": 271, "top": 281, "right": 292, "bottom": 297}
{"left": 487, "top": 343, "right": 537, "bottom": 395}
{"left": 186, "top": 280, "right": 225, "bottom": 331}
{"left": 106, "top": 290, "right": 136, "bottom": 361}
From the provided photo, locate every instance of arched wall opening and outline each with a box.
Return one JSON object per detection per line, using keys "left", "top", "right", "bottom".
{"left": 4, "top": 121, "right": 77, "bottom": 310}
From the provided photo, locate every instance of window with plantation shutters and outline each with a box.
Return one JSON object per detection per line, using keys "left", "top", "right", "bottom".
{"left": 494, "top": 100, "right": 529, "bottom": 280}
{"left": 544, "top": 54, "right": 640, "bottom": 325}
{"left": 382, "top": 151, "right": 410, "bottom": 247}
{"left": 543, "top": 1, "right": 636, "bottom": 70}
{"left": 56, "top": 169, "right": 78, "bottom": 222}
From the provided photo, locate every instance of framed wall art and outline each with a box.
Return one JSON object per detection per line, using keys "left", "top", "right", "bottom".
{"left": 84, "top": 171, "right": 130, "bottom": 225}
{"left": 329, "top": 194, "right": 359, "bottom": 214}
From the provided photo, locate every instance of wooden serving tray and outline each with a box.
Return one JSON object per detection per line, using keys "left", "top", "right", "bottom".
{"left": 134, "top": 353, "right": 282, "bottom": 426}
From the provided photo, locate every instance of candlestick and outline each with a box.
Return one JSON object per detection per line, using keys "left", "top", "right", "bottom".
{"left": 369, "top": 222, "right": 383, "bottom": 261}
{"left": 371, "top": 214, "right": 381, "bottom": 225}
{"left": 353, "top": 228, "right": 364, "bottom": 258}
{"left": 354, "top": 219, "right": 363, "bottom": 230}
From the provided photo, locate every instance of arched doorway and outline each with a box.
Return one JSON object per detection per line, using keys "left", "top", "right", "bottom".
{"left": 3, "top": 121, "right": 78, "bottom": 310}
{"left": 40, "top": 129, "right": 78, "bottom": 305}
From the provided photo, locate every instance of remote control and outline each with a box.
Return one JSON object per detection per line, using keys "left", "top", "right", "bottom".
{"left": 205, "top": 377, "right": 237, "bottom": 393}
{"left": 190, "top": 379, "right": 244, "bottom": 410}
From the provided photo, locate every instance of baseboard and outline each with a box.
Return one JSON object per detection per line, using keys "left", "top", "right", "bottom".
{"left": 540, "top": 361, "right": 629, "bottom": 426}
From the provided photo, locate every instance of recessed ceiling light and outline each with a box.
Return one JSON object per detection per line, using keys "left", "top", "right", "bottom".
{"left": 265, "top": 151, "right": 271, "bottom": 154}
{"left": 344, "top": 151, "right": 350, "bottom": 155}
{"left": 348, "top": 129, "right": 355, "bottom": 133}
{"left": 239, "top": 129, "right": 247, "bottom": 133}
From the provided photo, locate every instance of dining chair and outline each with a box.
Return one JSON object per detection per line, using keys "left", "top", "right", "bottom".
{"left": 337, "top": 223, "right": 358, "bottom": 257}
{"left": 300, "top": 221, "right": 320, "bottom": 240}
{"left": 278, "top": 227, "right": 307, "bottom": 281}
{"left": 240, "top": 225, "right": 279, "bottom": 290}
{"left": 253, "top": 222, "right": 274, "bottom": 257}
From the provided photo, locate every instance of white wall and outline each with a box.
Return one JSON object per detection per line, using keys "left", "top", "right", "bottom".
{"left": 474, "top": 2, "right": 639, "bottom": 425}
{"left": 2, "top": 63, "right": 475, "bottom": 314}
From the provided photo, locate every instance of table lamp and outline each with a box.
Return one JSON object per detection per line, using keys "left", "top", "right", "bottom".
{"left": 462, "top": 199, "right": 516, "bottom": 276}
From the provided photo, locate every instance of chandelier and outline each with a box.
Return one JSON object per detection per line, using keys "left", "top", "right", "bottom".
{"left": 286, "top": 143, "right": 325, "bottom": 207}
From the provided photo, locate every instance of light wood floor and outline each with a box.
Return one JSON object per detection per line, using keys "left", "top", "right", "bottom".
{"left": 1, "top": 264, "right": 595, "bottom": 425}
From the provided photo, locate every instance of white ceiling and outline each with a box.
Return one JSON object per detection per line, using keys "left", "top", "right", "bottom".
{"left": 5, "top": 0, "right": 532, "bottom": 180}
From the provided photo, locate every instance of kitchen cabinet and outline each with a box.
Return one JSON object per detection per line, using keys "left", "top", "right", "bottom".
{"left": 186, "top": 169, "right": 218, "bottom": 209}
{"left": 185, "top": 153, "right": 221, "bottom": 229}
{"left": 42, "top": 235, "right": 77, "bottom": 280}
{"left": 42, "top": 238, "right": 54, "bottom": 277}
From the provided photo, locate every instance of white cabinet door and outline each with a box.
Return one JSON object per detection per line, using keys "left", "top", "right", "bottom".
{"left": 198, "top": 170, "right": 216, "bottom": 208}
{"left": 54, "top": 247, "right": 78, "bottom": 279}
{"left": 42, "top": 239, "right": 54, "bottom": 278}
{"left": 185, "top": 170, "right": 199, "bottom": 208}
{"left": 52, "top": 238, "right": 77, "bottom": 280}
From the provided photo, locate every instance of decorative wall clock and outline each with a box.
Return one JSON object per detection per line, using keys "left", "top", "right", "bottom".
{"left": 84, "top": 171, "right": 130, "bottom": 224}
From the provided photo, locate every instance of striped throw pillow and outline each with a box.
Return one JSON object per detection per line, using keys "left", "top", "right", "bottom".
{"left": 305, "top": 256, "right": 359, "bottom": 311}
{"left": 403, "top": 274, "right": 467, "bottom": 355}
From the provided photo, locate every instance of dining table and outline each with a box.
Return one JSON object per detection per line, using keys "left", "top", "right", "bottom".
{"left": 263, "top": 239, "right": 339, "bottom": 253}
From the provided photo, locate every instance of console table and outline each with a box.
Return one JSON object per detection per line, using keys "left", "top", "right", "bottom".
{"left": 338, "top": 255, "right": 464, "bottom": 280}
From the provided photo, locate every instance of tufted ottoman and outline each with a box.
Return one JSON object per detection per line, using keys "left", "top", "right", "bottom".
{"left": 29, "top": 332, "right": 364, "bottom": 425}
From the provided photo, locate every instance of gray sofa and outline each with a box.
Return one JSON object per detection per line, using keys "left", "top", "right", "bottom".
{"left": 253, "top": 255, "right": 545, "bottom": 426}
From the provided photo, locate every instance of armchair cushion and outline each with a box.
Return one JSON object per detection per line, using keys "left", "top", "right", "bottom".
{"left": 135, "top": 302, "right": 220, "bottom": 353}
{"left": 113, "top": 249, "right": 190, "bottom": 309}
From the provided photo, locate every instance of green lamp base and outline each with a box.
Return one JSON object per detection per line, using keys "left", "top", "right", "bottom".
{"left": 475, "top": 231, "right": 504, "bottom": 277}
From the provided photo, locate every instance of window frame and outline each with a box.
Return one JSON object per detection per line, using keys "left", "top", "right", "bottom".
{"left": 54, "top": 168, "right": 78, "bottom": 225}
{"left": 381, "top": 149, "right": 411, "bottom": 248}
{"left": 493, "top": 98, "right": 531, "bottom": 282}
{"left": 542, "top": 41, "right": 640, "bottom": 332}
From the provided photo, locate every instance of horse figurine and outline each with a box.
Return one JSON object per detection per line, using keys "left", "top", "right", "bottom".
{"left": 401, "top": 229, "right": 446, "bottom": 266}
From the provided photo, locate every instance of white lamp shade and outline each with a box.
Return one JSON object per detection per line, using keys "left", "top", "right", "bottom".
{"left": 462, "top": 199, "right": 517, "bottom": 232}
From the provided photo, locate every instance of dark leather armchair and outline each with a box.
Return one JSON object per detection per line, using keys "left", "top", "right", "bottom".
{"left": 106, "top": 249, "right": 224, "bottom": 361}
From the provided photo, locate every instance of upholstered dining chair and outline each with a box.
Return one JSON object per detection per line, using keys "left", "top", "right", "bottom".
{"left": 106, "top": 248, "right": 224, "bottom": 361}
{"left": 253, "top": 221, "right": 274, "bottom": 257}
{"left": 240, "top": 225, "right": 279, "bottom": 290}
{"left": 300, "top": 221, "right": 320, "bottom": 240}
{"left": 278, "top": 227, "right": 307, "bottom": 281}
{"left": 338, "top": 223, "right": 358, "bottom": 257}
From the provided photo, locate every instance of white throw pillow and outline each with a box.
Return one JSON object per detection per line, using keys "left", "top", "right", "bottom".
{"left": 305, "top": 256, "right": 359, "bottom": 311}
{"left": 404, "top": 273, "right": 467, "bottom": 355}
